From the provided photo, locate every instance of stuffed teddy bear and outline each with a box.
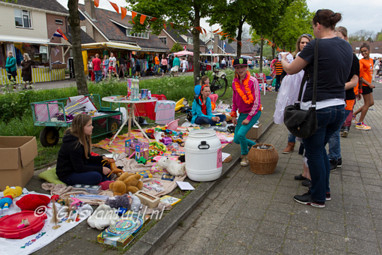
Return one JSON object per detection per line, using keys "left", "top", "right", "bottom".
{"left": 109, "top": 172, "right": 143, "bottom": 196}
{"left": 157, "top": 156, "right": 185, "bottom": 176}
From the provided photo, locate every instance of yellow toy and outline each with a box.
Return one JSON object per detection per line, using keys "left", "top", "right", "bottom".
{"left": 0, "top": 186, "right": 23, "bottom": 209}
{"left": 175, "top": 98, "right": 186, "bottom": 112}
{"left": 109, "top": 172, "right": 143, "bottom": 196}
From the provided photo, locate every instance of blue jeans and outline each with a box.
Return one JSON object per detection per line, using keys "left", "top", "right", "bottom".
{"left": 328, "top": 109, "right": 351, "bottom": 160}
{"left": 194, "top": 114, "right": 226, "bottom": 126}
{"left": 61, "top": 171, "right": 109, "bottom": 186}
{"left": 94, "top": 70, "right": 102, "bottom": 82}
{"left": 288, "top": 133, "right": 296, "bottom": 143}
{"left": 233, "top": 112, "right": 261, "bottom": 155}
{"left": 303, "top": 105, "right": 345, "bottom": 202}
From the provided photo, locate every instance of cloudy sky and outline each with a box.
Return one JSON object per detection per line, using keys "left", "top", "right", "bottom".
{"left": 57, "top": 0, "right": 382, "bottom": 35}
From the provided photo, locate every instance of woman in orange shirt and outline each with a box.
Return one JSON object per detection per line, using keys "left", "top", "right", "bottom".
{"left": 353, "top": 43, "right": 374, "bottom": 130}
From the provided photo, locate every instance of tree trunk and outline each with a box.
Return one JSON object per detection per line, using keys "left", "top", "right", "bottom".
{"left": 192, "top": 5, "right": 201, "bottom": 85}
{"left": 259, "top": 37, "right": 264, "bottom": 73}
{"left": 68, "top": 0, "right": 88, "bottom": 95}
{"left": 236, "top": 24, "right": 243, "bottom": 58}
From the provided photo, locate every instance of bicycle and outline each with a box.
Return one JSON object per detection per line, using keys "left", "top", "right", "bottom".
{"left": 210, "top": 66, "right": 228, "bottom": 97}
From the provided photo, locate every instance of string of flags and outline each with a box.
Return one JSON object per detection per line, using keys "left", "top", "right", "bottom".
{"left": 101, "top": 0, "right": 283, "bottom": 51}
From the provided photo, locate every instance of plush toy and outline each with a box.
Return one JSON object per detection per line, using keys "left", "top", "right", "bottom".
{"left": 129, "top": 192, "right": 141, "bottom": 212}
{"left": 109, "top": 172, "right": 143, "bottom": 196}
{"left": 87, "top": 204, "right": 120, "bottom": 230}
{"left": 105, "top": 195, "right": 130, "bottom": 213}
{"left": 157, "top": 156, "right": 185, "bottom": 176}
{"left": 0, "top": 186, "right": 23, "bottom": 209}
{"left": 102, "top": 158, "right": 124, "bottom": 177}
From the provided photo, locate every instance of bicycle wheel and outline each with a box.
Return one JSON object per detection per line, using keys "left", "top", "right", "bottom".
{"left": 212, "top": 77, "right": 228, "bottom": 97}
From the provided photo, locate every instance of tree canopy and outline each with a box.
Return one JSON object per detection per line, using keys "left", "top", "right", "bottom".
{"left": 127, "top": 0, "right": 216, "bottom": 84}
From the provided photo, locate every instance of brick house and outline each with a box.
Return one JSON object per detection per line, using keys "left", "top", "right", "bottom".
{"left": 158, "top": 27, "right": 206, "bottom": 53}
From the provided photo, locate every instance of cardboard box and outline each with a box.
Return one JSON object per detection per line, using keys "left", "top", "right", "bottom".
{"left": 0, "top": 136, "right": 38, "bottom": 190}
{"left": 247, "top": 123, "right": 263, "bottom": 140}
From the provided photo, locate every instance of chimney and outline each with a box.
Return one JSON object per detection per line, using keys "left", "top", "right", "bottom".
{"left": 213, "top": 34, "right": 219, "bottom": 54}
{"left": 85, "top": 0, "right": 96, "bottom": 20}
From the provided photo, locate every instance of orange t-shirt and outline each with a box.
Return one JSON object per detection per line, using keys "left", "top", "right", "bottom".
{"left": 155, "top": 56, "right": 160, "bottom": 65}
{"left": 359, "top": 58, "right": 373, "bottom": 86}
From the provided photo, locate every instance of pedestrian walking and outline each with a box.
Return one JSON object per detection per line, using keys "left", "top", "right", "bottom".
{"left": 21, "top": 53, "right": 33, "bottom": 89}
{"left": 5, "top": 51, "right": 18, "bottom": 88}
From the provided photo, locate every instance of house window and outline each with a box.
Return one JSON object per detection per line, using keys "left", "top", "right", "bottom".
{"left": 159, "top": 37, "right": 167, "bottom": 45}
{"left": 15, "top": 9, "right": 31, "bottom": 28}
{"left": 126, "top": 28, "right": 149, "bottom": 39}
{"left": 187, "top": 37, "right": 193, "bottom": 44}
{"left": 55, "top": 19, "right": 63, "bottom": 25}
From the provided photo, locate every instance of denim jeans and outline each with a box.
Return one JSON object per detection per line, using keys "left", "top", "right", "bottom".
{"left": 288, "top": 133, "right": 296, "bottom": 143}
{"left": 233, "top": 112, "right": 261, "bottom": 155}
{"left": 94, "top": 70, "right": 102, "bottom": 82}
{"left": 303, "top": 105, "right": 345, "bottom": 202}
{"left": 61, "top": 171, "right": 109, "bottom": 185}
{"left": 328, "top": 109, "right": 351, "bottom": 160}
{"left": 194, "top": 114, "right": 226, "bottom": 126}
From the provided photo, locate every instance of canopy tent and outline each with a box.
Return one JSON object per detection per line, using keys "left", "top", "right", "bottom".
{"left": 81, "top": 42, "right": 141, "bottom": 51}
{"left": 173, "top": 50, "right": 194, "bottom": 56}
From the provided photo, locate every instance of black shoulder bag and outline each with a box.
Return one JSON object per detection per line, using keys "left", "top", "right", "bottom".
{"left": 283, "top": 39, "right": 319, "bottom": 139}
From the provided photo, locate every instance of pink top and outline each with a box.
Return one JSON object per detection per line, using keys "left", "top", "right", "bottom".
{"left": 231, "top": 73, "right": 261, "bottom": 121}
{"left": 161, "top": 58, "right": 168, "bottom": 66}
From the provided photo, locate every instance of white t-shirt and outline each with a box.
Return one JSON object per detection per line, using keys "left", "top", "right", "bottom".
{"left": 109, "top": 57, "right": 116, "bottom": 67}
{"left": 181, "top": 60, "right": 188, "bottom": 69}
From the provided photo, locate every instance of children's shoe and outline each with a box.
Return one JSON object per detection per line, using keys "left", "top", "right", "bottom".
{"left": 355, "top": 122, "right": 371, "bottom": 130}
{"left": 240, "top": 155, "right": 249, "bottom": 167}
{"left": 352, "top": 115, "right": 357, "bottom": 124}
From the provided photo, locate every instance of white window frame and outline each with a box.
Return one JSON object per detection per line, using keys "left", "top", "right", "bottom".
{"left": 55, "top": 19, "right": 63, "bottom": 25}
{"left": 15, "top": 9, "right": 32, "bottom": 28}
{"left": 126, "top": 28, "right": 149, "bottom": 39}
{"left": 187, "top": 37, "right": 193, "bottom": 44}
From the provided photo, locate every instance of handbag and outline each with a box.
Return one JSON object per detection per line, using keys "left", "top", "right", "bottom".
{"left": 284, "top": 39, "right": 319, "bottom": 139}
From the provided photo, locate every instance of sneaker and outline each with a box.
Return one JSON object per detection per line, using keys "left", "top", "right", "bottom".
{"left": 352, "top": 114, "right": 357, "bottom": 124}
{"left": 302, "top": 179, "right": 312, "bottom": 188}
{"left": 240, "top": 155, "right": 249, "bottom": 167}
{"left": 355, "top": 122, "right": 371, "bottom": 130}
{"left": 337, "top": 158, "right": 342, "bottom": 168}
{"left": 329, "top": 159, "right": 338, "bottom": 171}
{"left": 341, "top": 126, "right": 349, "bottom": 138}
{"left": 294, "top": 192, "right": 325, "bottom": 208}
{"left": 326, "top": 192, "right": 331, "bottom": 201}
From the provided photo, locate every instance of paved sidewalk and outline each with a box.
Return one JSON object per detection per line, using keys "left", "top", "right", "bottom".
{"left": 153, "top": 87, "right": 382, "bottom": 255}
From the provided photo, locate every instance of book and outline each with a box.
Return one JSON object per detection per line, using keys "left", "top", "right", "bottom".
{"left": 160, "top": 195, "right": 181, "bottom": 206}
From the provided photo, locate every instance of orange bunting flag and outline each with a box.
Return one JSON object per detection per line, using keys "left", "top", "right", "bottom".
{"left": 94, "top": 0, "right": 99, "bottom": 7}
{"left": 238, "top": 41, "right": 242, "bottom": 46}
{"left": 202, "top": 28, "right": 207, "bottom": 34}
{"left": 170, "top": 22, "right": 174, "bottom": 28}
{"left": 131, "top": 11, "right": 137, "bottom": 24}
{"left": 109, "top": 1, "right": 119, "bottom": 13}
{"left": 277, "top": 47, "right": 281, "bottom": 52}
{"left": 140, "top": 14, "right": 147, "bottom": 25}
{"left": 267, "top": 41, "right": 272, "bottom": 46}
{"left": 194, "top": 26, "right": 202, "bottom": 34}
{"left": 213, "top": 29, "right": 220, "bottom": 33}
{"left": 121, "top": 7, "right": 127, "bottom": 20}
{"left": 150, "top": 17, "right": 157, "bottom": 22}
{"left": 163, "top": 22, "right": 167, "bottom": 29}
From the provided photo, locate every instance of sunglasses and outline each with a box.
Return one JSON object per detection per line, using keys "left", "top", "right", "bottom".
{"left": 301, "top": 34, "right": 313, "bottom": 38}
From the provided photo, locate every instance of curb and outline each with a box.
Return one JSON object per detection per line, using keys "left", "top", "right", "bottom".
{"left": 127, "top": 122, "right": 274, "bottom": 255}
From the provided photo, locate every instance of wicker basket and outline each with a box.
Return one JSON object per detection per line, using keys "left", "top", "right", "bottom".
{"left": 248, "top": 144, "right": 278, "bottom": 175}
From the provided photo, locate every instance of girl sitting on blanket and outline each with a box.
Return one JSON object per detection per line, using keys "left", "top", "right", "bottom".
{"left": 191, "top": 84, "right": 226, "bottom": 126}
{"left": 56, "top": 114, "right": 111, "bottom": 185}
